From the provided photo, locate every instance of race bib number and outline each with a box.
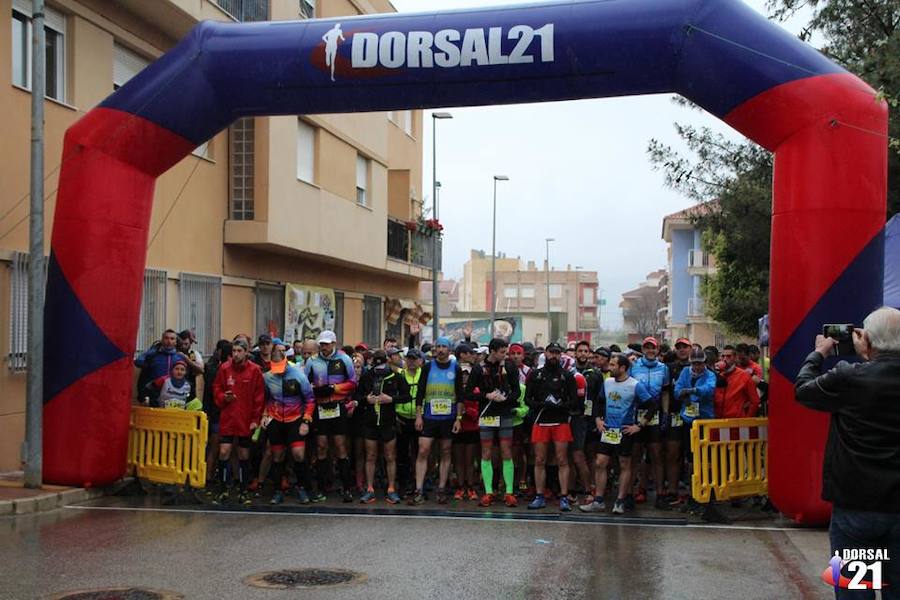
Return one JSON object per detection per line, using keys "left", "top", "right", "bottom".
{"left": 600, "top": 428, "right": 622, "bottom": 445}
{"left": 637, "top": 409, "right": 660, "bottom": 426}
{"left": 583, "top": 399, "right": 593, "bottom": 416}
{"left": 430, "top": 398, "right": 453, "bottom": 416}
{"left": 164, "top": 399, "right": 186, "bottom": 410}
{"left": 318, "top": 405, "right": 340, "bottom": 420}
{"left": 479, "top": 415, "right": 500, "bottom": 428}
{"left": 671, "top": 413, "right": 684, "bottom": 428}
{"left": 261, "top": 415, "right": 273, "bottom": 428}
{"left": 684, "top": 403, "right": 700, "bottom": 418}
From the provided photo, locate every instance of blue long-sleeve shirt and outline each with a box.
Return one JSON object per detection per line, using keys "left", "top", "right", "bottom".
{"left": 674, "top": 366, "right": 716, "bottom": 423}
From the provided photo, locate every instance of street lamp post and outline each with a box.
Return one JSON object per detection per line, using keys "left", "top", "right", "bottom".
{"left": 490, "top": 175, "right": 509, "bottom": 335}
{"left": 431, "top": 112, "right": 452, "bottom": 343}
{"left": 545, "top": 238, "right": 554, "bottom": 344}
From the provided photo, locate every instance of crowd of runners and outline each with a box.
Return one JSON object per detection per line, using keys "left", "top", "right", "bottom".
{"left": 134, "top": 329, "right": 766, "bottom": 514}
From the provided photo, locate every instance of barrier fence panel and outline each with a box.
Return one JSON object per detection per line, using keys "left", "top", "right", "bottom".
{"left": 691, "top": 417, "right": 768, "bottom": 504}
{"left": 127, "top": 406, "right": 208, "bottom": 488}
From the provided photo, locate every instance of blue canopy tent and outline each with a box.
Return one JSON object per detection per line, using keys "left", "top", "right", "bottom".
{"left": 885, "top": 215, "right": 900, "bottom": 308}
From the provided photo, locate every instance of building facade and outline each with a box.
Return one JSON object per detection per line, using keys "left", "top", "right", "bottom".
{"left": 661, "top": 204, "right": 728, "bottom": 348}
{"left": 0, "top": 0, "right": 430, "bottom": 471}
{"left": 458, "top": 250, "right": 600, "bottom": 344}
{"left": 620, "top": 269, "right": 668, "bottom": 344}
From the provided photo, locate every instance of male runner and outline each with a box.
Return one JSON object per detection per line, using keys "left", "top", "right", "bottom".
{"left": 629, "top": 337, "right": 669, "bottom": 508}
{"left": 304, "top": 330, "right": 358, "bottom": 502}
{"left": 572, "top": 340, "right": 605, "bottom": 501}
{"left": 411, "top": 337, "right": 464, "bottom": 505}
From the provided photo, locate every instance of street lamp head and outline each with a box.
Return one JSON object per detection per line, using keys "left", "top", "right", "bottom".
{"left": 432, "top": 112, "right": 453, "bottom": 119}
{"left": 546, "top": 237, "right": 555, "bottom": 243}
{"left": 494, "top": 175, "right": 510, "bottom": 181}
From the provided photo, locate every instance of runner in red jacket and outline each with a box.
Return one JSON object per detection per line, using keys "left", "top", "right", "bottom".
{"left": 211, "top": 340, "right": 265, "bottom": 504}
{"left": 713, "top": 346, "right": 760, "bottom": 418}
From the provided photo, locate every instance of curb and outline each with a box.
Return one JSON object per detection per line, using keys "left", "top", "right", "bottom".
{"left": 0, "top": 487, "right": 104, "bottom": 516}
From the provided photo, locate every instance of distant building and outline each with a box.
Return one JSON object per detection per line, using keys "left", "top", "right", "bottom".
{"left": 621, "top": 270, "right": 668, "bottom": 344}
{"left": 661, "top": 203, "right": 728, "bottom": 348}
{"left": 458, "top": 250, "right": 599, "bottom": 344}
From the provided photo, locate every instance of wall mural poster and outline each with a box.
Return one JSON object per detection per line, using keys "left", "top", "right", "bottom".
{"left": 285, "top": 284, "right": 336, "bottom": 345}
{"left": 441, "top": 317, "right": 522, "bottom": 345}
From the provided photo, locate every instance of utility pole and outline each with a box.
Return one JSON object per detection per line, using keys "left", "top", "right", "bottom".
{"left": 545, "top": 238, "right": 554, "bottom": 345}
{"left": 490, "top": 175, "right": 508, "bottom": 336}
{"left": 431, "top": 112, "right": 452, "bottom": 342}
{"left": 25, "top": 0, "right": 46, "bottom": 489}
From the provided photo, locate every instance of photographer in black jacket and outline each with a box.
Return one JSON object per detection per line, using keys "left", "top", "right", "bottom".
{"left": 795, "top": 306, "right": 900, "bottom": 598}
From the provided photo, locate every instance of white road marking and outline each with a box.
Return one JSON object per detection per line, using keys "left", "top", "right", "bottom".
{"left": 63, "top": 504, "right": 825, "bottom": 533}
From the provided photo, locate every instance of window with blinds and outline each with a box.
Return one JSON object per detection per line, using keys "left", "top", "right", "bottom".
{"left": 362, "top": 295, "right": 381, "bottom": 348}
{"left": 255, "top": 283, "right": 285, "bottom": 339}
{"left": 7, "top": 252, "right": 48, "bottom": 372}
{"left": 137, "top": 269, "right": 167, "bottom": 355}
{"left": 296, "top": 120, "right": 315, "bottom": 184}
{"left": 178, "top": 273, "right": 222, "bottom": 356}
{"left": 356, "top": 154, "right": 370, "bottom": 207}
{"left": 113, "top": 43, "right": 149, "bottom": 90}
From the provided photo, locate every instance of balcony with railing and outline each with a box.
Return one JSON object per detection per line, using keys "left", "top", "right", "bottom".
{"left": 216, "top": 0, "right": 268, "bottom": 22}
{"left": 687, "top": 249, "right": 715, "bottom": 274}
{"left": 687, "top": 296, "right": 706, "bottom": 319}
{"left": 387, "top": 218, "right": 441, "bottom": 274}
{"left": 577, "top": 316, "right": 599, "bottom": 331}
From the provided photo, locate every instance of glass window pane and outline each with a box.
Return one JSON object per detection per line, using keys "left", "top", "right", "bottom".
{"left": 297, "top": 120, "right": 315, "bottom": 183}
{"left": 11, "top": 13, "right": 28, "bottom": 87}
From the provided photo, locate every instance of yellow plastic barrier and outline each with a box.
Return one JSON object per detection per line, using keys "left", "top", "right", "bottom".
{"left": 690, "top": 417, "right": 768, "bottom": 504}
{"left": 127, "top": 406, "right": 208, "bottom": 489}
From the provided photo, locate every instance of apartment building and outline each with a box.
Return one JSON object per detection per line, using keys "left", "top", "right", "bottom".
{"left": 458, "top": 250, "right": 600, "bottom": 344}
{"left": 0, "top": 0, "right": 429, "bottom": 471}
{"left": 621, "top": 269, "right": 667, "bottom": 344}
{"left": 661, "top": 204, "right": 727, "bottom": 347}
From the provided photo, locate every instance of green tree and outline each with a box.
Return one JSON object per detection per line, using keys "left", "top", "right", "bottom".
{"left": 648, "top": 125, "right": 773, "bottom": 337}
{"left": 772, "top": 0, "right": 899, "bottom": 216}
{"left": 648, "top": 1, "right": 898, "bottom": 337}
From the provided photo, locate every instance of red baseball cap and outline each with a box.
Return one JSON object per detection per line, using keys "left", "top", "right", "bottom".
{"left": 355, "top": 342, "right": 369, "bottom": 351}
{"left": 642, "top": 336, "right": 659, "bottom": 348}
{"left": 675, "top": 337, "right": 691, "bottom": 347}
{"left": 509, "top": 344, "right": 524, "bottom": 353}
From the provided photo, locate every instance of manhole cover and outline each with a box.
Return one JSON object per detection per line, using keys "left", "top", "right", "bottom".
{"left": 244, "top": 568, "right": 367, "bottom": 589}
{"left": 52, "top": 589, "right": 183, "bottom": 600}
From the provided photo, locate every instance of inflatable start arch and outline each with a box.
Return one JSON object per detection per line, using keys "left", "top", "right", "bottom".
{"left": 44, "top": 0, "right": 886, "bottom": 524}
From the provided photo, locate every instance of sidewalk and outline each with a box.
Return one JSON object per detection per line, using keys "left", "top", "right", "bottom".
{"left": 0, "top": 471, "right": 103, "bottom": 515}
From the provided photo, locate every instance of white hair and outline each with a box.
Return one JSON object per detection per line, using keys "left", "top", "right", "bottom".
{"left": 863, "top": 306, "right": 900, "bottom": 353}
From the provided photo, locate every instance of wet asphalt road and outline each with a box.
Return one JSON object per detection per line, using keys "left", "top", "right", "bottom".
{"left": 0, "top": 497, "right": 832, "bottom": 600}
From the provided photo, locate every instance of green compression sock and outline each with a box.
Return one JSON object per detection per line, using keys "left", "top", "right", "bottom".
{"left": 502, "top": 459, "right": 514, "bottom": 495}
{"left": 480, "top": 459, "right": 494, "bottom": 495}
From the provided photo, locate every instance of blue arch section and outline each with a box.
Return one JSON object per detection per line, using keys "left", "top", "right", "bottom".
{"left": 102, "top": 0, "right": 843, "bottom": 147}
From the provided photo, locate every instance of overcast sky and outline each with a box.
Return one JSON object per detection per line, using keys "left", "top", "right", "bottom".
{"left": 389, "top": 0, "right": 813, "bottom": 328}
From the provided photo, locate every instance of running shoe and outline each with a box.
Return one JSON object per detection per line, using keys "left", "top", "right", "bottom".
{"left": 386, "top": 490, "right": 402, "bottom": 505}
{"left": 270, "top": 491, "right": 284, "bottom": 505}
{"left": 466, "top": 487, "right": 478, "bottom": 501}
{"left": 342, "top": 489, "right": 354, "bottom": 503}
{"left": 237, "top": 491, "right": 252, "bottom": 506}
{"left": 504, "top": 494, "right": 518, "bottom": 508}
{"left": 479, "top": 493, "right": 493, "bottom": 507}
{"left": 528, "top": 494, "right": 546, "bottom": 510}
{"left": 559, "top": 496, "right": 572, "bottom": 512}
{"left": 436, "top": 488, "right": 449, "bottom": 504}
{"left": 624, "top": 494, "right": 636, "bottom": 511}
{"left": 310, "top": 492, "right": 327, "bottom": 503}
{"left": 296, "top": 487, "right": 310, "bottom": 504}
{"left": 247, "top": 478, "right": 260, "bottom": 492}
{"left": 612, "top": 499, "right": 626, "bottom": 514}
{"left": 579, "top": 500, "right": 606, "bottom": 513}
{"left": 655, "top": 494, "right": 674, "bottom": 510}
{"left": 634, "top": 488, "right": 647, "bottom": 504}
{"left": 454, "top": 487, "right": 465, "bottom": 501}
{"left": 359, "top": 490, "right": 376, "bottom": 504}
{"left": 409, "top": 491, "right": 426, "bottom": 506}
{"left": 211, "top": 489, "right": 230, "bottom": 506}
